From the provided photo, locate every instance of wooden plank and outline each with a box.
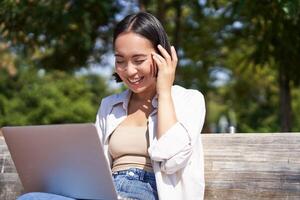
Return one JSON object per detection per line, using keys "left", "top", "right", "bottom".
{"left": 202, "top": 133, "right": 300, "bottom": 199}
{"left": 1, "top": 134, "right": 300, "bottom": 200}
{"left": 0, "top": 137, "right": 23, "bottom": 200}
{"left": 0, "top": 173, "right": 23, "bottom": 200}
{"left": 204, "top": 188, "right": 300, "bottom": 200}
{"left": 1, "top": 137, "right": 18, "bottom": 174}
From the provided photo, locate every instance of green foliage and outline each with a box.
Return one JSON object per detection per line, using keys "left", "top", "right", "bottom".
{"left": 277, "top": 0, "right": 300, "bottom": 21}
{"left": 215, "top": 39, "right": 280, "bottom": 132}
{"left": 1, "top": 0, "right": 300, "bottom": 132}
{"left": 229, "top": 0, "right": 300, "bottom": 81}
{"left": 0, "top": 0, "right": 118, "bottom": 70}
{"left": 139, "top": 0, "right": 300, "bottom": 132}
{"left": 225, "top": 0, "right": 300, "bottom": 131}
{"left": 0, "top": 67, "right": 112, "bottom": 126}
{"left": 0, "top": 0, "right": 119, "bottom": 127}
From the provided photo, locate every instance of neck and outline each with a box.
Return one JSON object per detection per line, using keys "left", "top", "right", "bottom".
{"left": 131, "top": 86, "right": 156, "bottom": 103}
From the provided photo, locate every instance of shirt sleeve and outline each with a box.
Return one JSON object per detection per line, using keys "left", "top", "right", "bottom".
{"left": 148, "top": 90, "right": 206, "bottom": 174}
{"left": 95, "top": 98, "right": 114, "bottom": 167}
{"left": 95, "top": 100, "right": 104, "bottom": 144}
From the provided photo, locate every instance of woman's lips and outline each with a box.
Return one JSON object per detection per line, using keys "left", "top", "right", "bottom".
{"left": 128, "top": 77, "right": 144, "bottom": 85}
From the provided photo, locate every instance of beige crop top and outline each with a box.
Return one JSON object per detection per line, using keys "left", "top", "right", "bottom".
{"left": 108, "top": 126, "right": 153, "bottom": 172}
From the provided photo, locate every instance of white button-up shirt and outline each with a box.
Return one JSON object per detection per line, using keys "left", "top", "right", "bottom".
{"left": 95, "top": 85, "right": 205, "bottom": 200}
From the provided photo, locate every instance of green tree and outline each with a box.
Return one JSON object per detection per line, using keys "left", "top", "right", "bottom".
{"left": 0, "top": 1, "right": 120, "bottom": 126}
{"left": 139, "top": 0, "right": 300, "bottom": 132}
{"left": 224, "top": 45, "right": 280, "bottom": 132}
{"left": 0, "top": 66, "right": 114, "bottom": 126}
{"left": 0, "top": 0, "right": 119, "bottom": 70}
{"left": 226, "top": 0, "right": 300, "bottom": 131}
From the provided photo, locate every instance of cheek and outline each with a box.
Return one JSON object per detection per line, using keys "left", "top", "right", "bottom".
{"left": 141, "top": 61, "right": 153, "bottom": 74}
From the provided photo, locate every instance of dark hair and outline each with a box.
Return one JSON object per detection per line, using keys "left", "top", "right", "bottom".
{"left": 112, "top": 12, "right": 171, "bottom": 82}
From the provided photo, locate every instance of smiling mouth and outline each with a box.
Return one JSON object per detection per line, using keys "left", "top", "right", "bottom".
{"left": 128, "top": 77, "right": 144, "bottom": 85}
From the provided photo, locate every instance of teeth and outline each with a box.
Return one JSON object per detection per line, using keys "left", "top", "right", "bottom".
{"left": 128, "top": 77, "right": 143, "bottom": 84}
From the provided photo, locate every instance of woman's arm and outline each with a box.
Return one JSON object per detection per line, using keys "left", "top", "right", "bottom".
{"left": 150, "top": 45, "right": 206, "bottom": 174}
{"left": 152, "top": 45, "right": 178, "bottom": 139}
{"left": 148, "top": 90, "right": 205, "bottom": 174}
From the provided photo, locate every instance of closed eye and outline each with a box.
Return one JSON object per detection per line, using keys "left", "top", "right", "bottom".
{"left": 116, "top": 60, "right": 124, "bottom": 64}
{"left": 134, "top": 60, "right": 146, "bottom": 65}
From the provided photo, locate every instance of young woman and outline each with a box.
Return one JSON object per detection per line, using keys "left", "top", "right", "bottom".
{"left": 17, "top": 12, "right": 205, "bottom": 200}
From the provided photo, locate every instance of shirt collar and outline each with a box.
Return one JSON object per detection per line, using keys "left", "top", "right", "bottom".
{"left": 110, "top": 88, "right": 159, "bottom": 112}
{"left": 151, "top": 94, "right": 158, "bottom": 109}
{"left": 110, "top": 89, "right": 131, "bottom": 111}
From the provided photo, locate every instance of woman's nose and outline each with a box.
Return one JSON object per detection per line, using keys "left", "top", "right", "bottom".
{"left": 126, "top": 62, "right": 138, "bottom": 75}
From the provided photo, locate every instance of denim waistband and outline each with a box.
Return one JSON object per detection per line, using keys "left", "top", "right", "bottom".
{"left": 112, "top": 168, "right": 155, "bottom": 181}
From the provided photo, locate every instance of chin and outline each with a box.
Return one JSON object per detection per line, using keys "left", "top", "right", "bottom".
{"left": 124, "top": 79, "right": 156, "bottom": 94}
{"left": 128, "top": 86, "right": 147, "bottom": 93}
{"left": 126, "top": 83, "right": 154, "bottom": 94}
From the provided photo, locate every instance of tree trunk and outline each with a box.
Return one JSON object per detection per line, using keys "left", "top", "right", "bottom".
{"left": 278, "top": 65, "right": 292, "bottom": 132}
{"left": 202, "top": 93, "right": 211, "bottom": 133}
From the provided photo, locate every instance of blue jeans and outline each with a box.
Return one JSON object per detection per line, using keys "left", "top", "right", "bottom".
{"left": 17, "top": 168, "right": 158, "bottom": 200}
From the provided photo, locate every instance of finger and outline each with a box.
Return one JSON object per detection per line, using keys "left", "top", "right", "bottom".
{"left": 171, "top": 46, "right": 178, "bottom": 67}
{"left": 152, "top": 53, "right": 164, "bottom": 71}
{"left": 157, "top": 45, "right": 172, "bottom": 65}
{"left": 152, "top": 52, "right": 165, "bottom": 65}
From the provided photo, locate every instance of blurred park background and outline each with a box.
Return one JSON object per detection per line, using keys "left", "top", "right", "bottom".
{"left": 0, "top": 0, "right": 300, "bottom": 133}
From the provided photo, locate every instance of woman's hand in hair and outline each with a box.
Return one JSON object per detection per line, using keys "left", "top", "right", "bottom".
{"left": 151, "top": 45, "right": 178, "bottom": 96}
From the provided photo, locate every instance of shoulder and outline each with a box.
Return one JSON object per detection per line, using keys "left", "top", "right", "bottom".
{"left": 98, "top": 89, "right": 129, "bottom": 114}
{"left": 172, "top": 85, "right": 205, "bottom": 103}
{"left": 100, "top": 89, "right": 128, "bottom": 106}
{"left": 171, "top": 85, "right": 206, "bottom": 119}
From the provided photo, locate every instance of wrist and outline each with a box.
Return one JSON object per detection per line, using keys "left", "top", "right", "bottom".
{"left": 157, "top": 90, "right": 172, "bottom": 99}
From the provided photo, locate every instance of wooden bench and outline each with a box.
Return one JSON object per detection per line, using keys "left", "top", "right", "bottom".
{"left": 1, "top": 133, "right": 300, "bottom": 200}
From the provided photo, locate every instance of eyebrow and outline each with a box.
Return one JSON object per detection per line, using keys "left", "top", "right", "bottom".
{"left": 115, "top": 53, "right": 148, "bottom": 58}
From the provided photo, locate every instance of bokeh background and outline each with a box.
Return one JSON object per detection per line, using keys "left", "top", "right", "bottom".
{"left": 1, "top": 0, "right": 300, "bottom": 133}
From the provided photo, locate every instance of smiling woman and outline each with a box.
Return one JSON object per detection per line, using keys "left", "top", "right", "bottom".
{"left": 114, "top": 32, "right": 157, "bottom": 96}
{"left": 17, "top": 12, "right": 206, "bottom": 200}
{"left": 112, "top": 12, "right": 171, "bottom": 84}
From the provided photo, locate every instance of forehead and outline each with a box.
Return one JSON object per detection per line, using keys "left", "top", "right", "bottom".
{"left": 114, "top": 32, "right": 154, "bottom": 56}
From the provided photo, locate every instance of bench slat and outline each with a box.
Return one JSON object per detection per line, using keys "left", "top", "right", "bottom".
{"left": 203, "top": 133, "right": 300, "bottom": 199}
{"left": 1, "top": 133, "right": 300, "bottom": 200}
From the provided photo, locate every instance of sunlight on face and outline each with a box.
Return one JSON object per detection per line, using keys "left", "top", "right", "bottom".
{"left": 114, "top": 32, "right": 157, "bottom": 94}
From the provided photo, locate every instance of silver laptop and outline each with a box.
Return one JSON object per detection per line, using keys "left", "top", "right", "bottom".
{"left": 2, "top": 123, "right": 118, "bottom": 200}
